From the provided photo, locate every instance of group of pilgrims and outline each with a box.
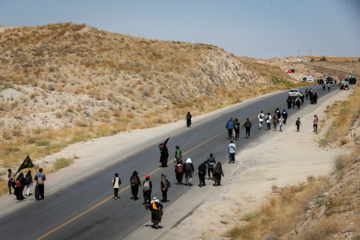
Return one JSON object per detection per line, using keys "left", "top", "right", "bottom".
{"left": 115, "top": 135, "right": 224, "bottom": 230}
{"left": 287, "top": 88, "right": 319, "bottom": 110}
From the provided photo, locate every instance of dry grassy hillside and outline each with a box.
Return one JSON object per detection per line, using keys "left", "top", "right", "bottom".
{"left": 240, "top": 56, "right": 360, "bottom": 83}
{"left": 1, "top": 23, "right": 282, "bottom": 169}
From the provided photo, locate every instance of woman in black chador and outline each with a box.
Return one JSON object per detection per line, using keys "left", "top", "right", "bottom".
{"left": 282, "top": 109, "right": 288, "bottom": 124}
{"left": 159, "top": 137, "right": 170, "bottom": 167}
{"left": 185, "top": 112, "right": 192, "bottom": 127}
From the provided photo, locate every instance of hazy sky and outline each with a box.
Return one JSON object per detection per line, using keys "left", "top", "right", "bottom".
{"left": 0, "top": 0, "right": 359, "bottom": 58}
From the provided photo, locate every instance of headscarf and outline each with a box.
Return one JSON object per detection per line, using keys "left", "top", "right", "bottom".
{"left": 214, "top": 162, "right": 223, "bottom": 174}
{"left": 185, "top": 158, "right": 192, "bottom": 164}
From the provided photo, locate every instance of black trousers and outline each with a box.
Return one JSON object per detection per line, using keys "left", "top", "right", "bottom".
{"left": 143, "top": 191, "right": 151, "bottom": 204}
{"left": 161, "top": 190, "right": 167, "bottom": 202}
{"left": 207, "top": 168, "right": 214, "bottom": 178}
{"left": 114, "top": 188, "right": 119, "bottom": 198}
{"left": 131, "top": 185, "right": 139, "bottom": 199}
{"left": 198, "top": 173, "right": 206, "bottom": 186}
{"left": 35, "top": 185, "right": 45, "bottom": 200}
{"left": 176, "top": 172, "right": 183, "bottom": 184}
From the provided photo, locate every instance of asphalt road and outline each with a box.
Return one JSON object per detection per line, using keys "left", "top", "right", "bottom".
{"left": 0, "top": 84, "right": 340, "bottom": 240}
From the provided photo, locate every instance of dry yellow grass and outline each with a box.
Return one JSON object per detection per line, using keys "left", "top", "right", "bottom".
{"left": 320, "top": 86, "right": 360, "bottom": 146}
{"left": 227, "top": 176, "right": 331, "bottom": 239}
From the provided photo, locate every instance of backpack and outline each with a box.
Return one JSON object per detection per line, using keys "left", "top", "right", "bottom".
{"left": 15, "top": 177, "right": 23, "bottom": 188}
{"left": 37, "top": 174, "right": 44, "bottom": 185}
{"left": 130, "top": 176, "right": 138, "bottom": 187}
{"left": 143, "top": 181, "right": 150, "bottom": 192}
{"left": 25, "top": 175, "right": 31, "bottom": 185}
{"left": 166, "top": 180, "right": 171, "bottom": 189}
{"left": 184, "top": 163, "right": 191, "bottom": 172}
{"left": 177, "top": 164, "right": 184, "bottom": 174}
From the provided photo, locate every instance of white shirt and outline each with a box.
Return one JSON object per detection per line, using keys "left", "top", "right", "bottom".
{"left": 258, "top": 113, "right": 265, "bottom": 122}
{"left": 228, "top": 143, "right": 236, "bottom": 153}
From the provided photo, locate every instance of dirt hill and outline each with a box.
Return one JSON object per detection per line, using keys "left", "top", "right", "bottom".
{"left": 0, "top": 23, "right": 269, "bottom": 145}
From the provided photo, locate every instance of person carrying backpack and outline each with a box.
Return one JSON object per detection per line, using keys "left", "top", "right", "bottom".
{"left": 242, "top": 118, "right": 252, "bottom": 139}
{"left": 34, "top": 168, "right": 46, "bottom": 201}
{"left": 130, "top": 171, "right": 141, "bottom": 201}
{"left": 205, "top": 154, "right": 216, "bottom": 179}
{"left": 225, "top": 117, "right": 235, "bottom": 139}
{"left": 160, "top": 174, "right": 170, "bottom": 202}
{"left": 25, "top": 170, "right": 33, "bottom": 196}
{"left": 14, "top": 172, "right": 26, "bottom": 200}
{"left": 112, "top": 173, "right": 121, "bottom": 200}
{"left": 184, "top": 158, "right": 194, "bottom": 186}
{"left": 175, "top": 159, "right": 184, "bottom": 184}
{"left": 143, "top": 175, "right": 152, "bottom": 205}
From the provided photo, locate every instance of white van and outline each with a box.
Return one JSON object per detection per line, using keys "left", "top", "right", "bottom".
{"left": 302, "top": 76, "right": 314, "bottom": 82}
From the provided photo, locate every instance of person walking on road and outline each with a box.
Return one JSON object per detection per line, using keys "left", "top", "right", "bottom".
{"left": 265, "top": 113, "right": 272, "bottom": 130}
{"left": 282, "top": 109, "right": 288, "bottom": 124}
{"left": 14, "top": 172, "right": 26, "bottom": 200}
{"left": 185, "top": 112, "right": 192, "bottom": 127}
{"left": 160, "top": 174, "right": 169, "bottom": 202}
{"left": 205, "top": 153, "right": 216, "bottom": 179}
{"left": 279, "top": 116, "right": 284, "bottom": 132}
{"left": 130, "top": 171, "right": 141, "bottom": 201}
{"left": 174, "top": 145, "right": 182, "bottom": 164}
{"left": 213, "top": 162, "right": 224, "bottom": 186}
{"left": 34, "top": 168, "right": 46, "bottom": 201}
{"left": 146, "top": 197, "right": 163, "bottom": 229}
{"left": 258, "top": 111, "right": 265, "bottom": 130}
{"left": 305, "top": 89, "right": 309, "bottom": 100}
{"left": 8, "top": 169, "right": 13, "bottom": 195}
{"left": 159, "top": 137, "right": 170, "bottom": 167}
{"left": 234, "top": 118, "right": 240, "bottom": 140}
{"left": 242, "top": 118, "right": 252, "bottom": 139}
{"left": 184, "top": 158, "right": 194, "bottom": 186}
{"left": 25, "top": 170, "right": 33, "bottom": 196}
{"left": 275, "top": 108, "right": 281, "bottom": 119}
{"left": 296, "top": 118, "right": 302, "bottom": 132}
{"left": 112, "top": 173, "right": 121, "bottom": 200}
{"left": 287, "top": 96, "right": 292, "bottom": 109}
{"left": 273, "top": 113, "right": 278, "bottom": 130}
{"left": 327, "top": 82, "right": 331, "bottom": 91}
{"left": 225, "top": 117, "right": 235, "bottom": 139}
{"left": 198, "top": 161, "right": 207, "bottom": 187}
{"left": 143, "top": 175, "right": 152, "bottom": 205}
{"left": 228, "top": 140, "right": 236, "bottom": 163}
{"left": 313, "top": 115, "right": 319, "bottom": 132}
{"left": 175, "top": 159, "right": 184, "bottom": 184}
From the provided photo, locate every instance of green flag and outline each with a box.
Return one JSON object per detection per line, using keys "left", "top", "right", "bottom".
{"left": 15, "top": 156, "right": 35, "bottom": 175}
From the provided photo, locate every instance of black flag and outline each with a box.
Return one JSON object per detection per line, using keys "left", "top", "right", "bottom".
{"left": 15, "top": 156, "right": 35, "bottom": 175}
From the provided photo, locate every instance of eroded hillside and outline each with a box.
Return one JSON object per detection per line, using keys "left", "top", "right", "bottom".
{"left": 0, "top": 23, "right": 268, "bottom": 145}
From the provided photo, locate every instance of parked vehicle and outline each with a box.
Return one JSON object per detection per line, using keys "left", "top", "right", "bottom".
{"left": 302, "top": 76, "right": 314, "bottom": 82}
{"left": 288, "top": 89, "right": 301, "bottom": 98}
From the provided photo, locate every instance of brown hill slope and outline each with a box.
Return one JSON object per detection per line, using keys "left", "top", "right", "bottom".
{"left": 0, "top": 23, "right": 268, "bottom": 142}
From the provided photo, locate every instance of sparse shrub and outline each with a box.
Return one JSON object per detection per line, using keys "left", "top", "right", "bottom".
{"left": 53, "top": 158, "right": 73, "bottom": 170}
{"left": 243, "top": 210, "right": 261, "bottom": 221}
{"left": 35, "top": 139, "right": 50, "bottom": 146}
{"left": 339, "top": 137, "right": 348, "bottom": 145}
{"left": 299, "top": 216, "right": 340, "bottom": 240}
{"left": 333, "top": 154, "right": 347, "bottom": 172}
